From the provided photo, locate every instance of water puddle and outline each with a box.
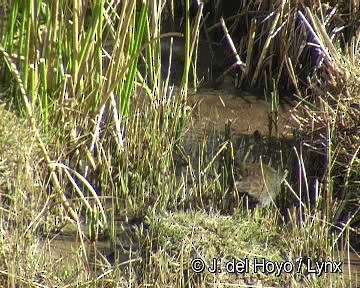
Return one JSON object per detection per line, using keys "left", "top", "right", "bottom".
{"left": 187, "top": 87, "right": 296, "bottom": 139}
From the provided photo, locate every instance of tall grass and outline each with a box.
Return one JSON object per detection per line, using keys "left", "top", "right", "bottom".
{"left": 0, "top": 0, "right": 358, "bottom": 286}
{"left": 0, "top": 0, "right": 202, "bottom": 285}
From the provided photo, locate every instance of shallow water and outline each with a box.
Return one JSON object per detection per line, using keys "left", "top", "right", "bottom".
{"left": 187, "top": 87, "right": 296, "bottom": 139}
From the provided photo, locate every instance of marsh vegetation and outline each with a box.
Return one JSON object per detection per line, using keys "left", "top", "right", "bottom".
{"left": 0, "top": 0, "right": 359, "bottom": 286}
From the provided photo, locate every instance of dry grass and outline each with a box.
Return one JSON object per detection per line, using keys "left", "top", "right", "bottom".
{"left": 0, "top": 0, "right": 358, "bottom": 287}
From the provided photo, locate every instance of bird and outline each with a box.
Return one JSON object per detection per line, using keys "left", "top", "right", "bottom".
{"left": 234, "top": 160, "right": 287, "bottom": 207}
